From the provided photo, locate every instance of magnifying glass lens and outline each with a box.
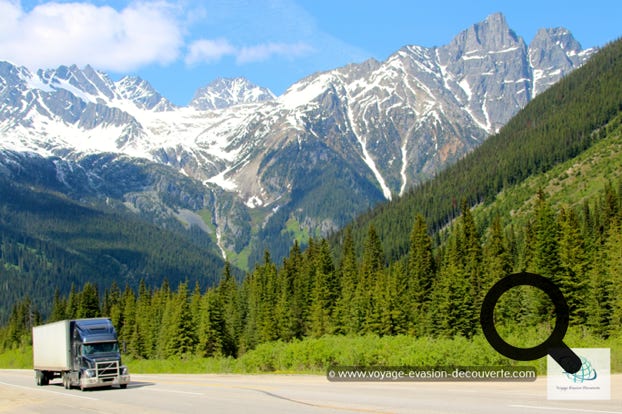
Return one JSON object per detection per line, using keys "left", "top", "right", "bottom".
{"left": 493, "top": 285, "right": 557, "bottom": 349}
{"left": 480, "top": 272, "right": 582, "bottom": 374}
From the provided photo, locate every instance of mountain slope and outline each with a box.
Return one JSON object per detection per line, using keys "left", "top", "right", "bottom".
{"left": 0, "top": 13, "right": 596, "bottom": 267}
{"left": 339, "top": 37, "right": 622, "bottom": 261}
{"left": 0, "top": 173, "right": 232, "bottom": 322}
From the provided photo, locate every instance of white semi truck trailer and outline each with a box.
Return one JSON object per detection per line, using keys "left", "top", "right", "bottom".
{"left": 32, "top": 318, "right": 130, "bottom": 390}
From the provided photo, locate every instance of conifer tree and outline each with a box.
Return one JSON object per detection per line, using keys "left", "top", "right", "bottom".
{"left": 484, "top": 215, "right": 513, "bottom": 283}
{"left": 78, "top": 282, "right": 100, "bottom": 319}
{"left": 165, "top": 282, "right": 198, "bottom": 358}
{"left": 2, "top": 297, "right": 39, "bottom": 349}
{"left": 65, "top": 284, "right": 79, "bottom": 319}
{"left": 282, "top": 241, "right": 306, "bottom": 339}
{"left": 430, "top": 233, "right": 469, "bottom": 337}
{"left": 119, "top": 285, "right": 136, "bottom": 353}
{"left": 217, "top": 261, "right": 241, "bottom": 356}
{"left": 308, "top": 239, "right": 337, "bottom": 337}
{"left": 587, "top": 244, "right": 613, "bottom": 338}
{"left": 407, "top": 214, "right": 435, "bottom": 334}
{"left": 603, "top": 220, "right": 622, "bottom": 335}
{"left": 102, "top": 281, "right": 121, "bottom": 323}
{"left": 557, "top": 207, "right": 589, "bottom": 323}
{"left": 334, "top": 228, "right": 360, "bottom": 334}
{"left": 49, "top": 288, "right": 67, "bottom": 322}
{"left": 358, "top": 225, "right": 385, "bottom": 333}
{"left": 197, "top": 289, "right": 227, "bottom": 357}
{"left": 533, "top": 190, "right": 561, "bottom": 279}
{"left": 130, "top": 280, "right": 151, "bottom": 359}
{"left": 150, "top": 279, "right": 170, "bottom": 358}
{"left": 257, "top": 252, "right": 279, "bottom": 343}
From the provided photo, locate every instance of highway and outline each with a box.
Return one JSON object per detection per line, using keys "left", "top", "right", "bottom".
{"left": 1, "top": 369, "right": 620, "bottom": 413}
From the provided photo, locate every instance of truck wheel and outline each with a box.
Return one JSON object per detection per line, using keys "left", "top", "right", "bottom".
{"left": 35, "top": 370, "right": 43, "bottom": 386}
{"left": 62, "top": 373, "right": 70, "bottom": 389}
{"left": 120, "top": 384, "right": 127, "bottom": 389}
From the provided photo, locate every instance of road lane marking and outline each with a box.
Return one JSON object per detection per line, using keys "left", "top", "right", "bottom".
{"left": 244, "top": 388, "right": 393, "bottom": 413}
{"left": 143, "top": 388, "right": 204, "bottom": 396}
{"left": 510, "top": 404, "right": 622, "bottom": 413}
{"left": 132, "top": 378, "right": 391, "bottom": 413}
{"left": 0, "top": 380, "right": 98, "bottom": 401}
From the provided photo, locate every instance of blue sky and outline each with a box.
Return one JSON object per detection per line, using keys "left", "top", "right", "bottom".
{"left": 2, "top": 0, "right": 620, "bottom": 106}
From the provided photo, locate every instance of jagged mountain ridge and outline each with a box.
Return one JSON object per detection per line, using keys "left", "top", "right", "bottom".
{"left": 0, "top": 13, "right": 596, "bottom": 267}
{"left": 190, "top": 77, "right": 276, "bottom": 110}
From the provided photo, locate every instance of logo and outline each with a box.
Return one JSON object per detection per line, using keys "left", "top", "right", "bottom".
{"left": 564, "top": 356, "right": 597, "bottom": 383}
{"left": 547, "top": 348, "right": 610, "bottom": 400}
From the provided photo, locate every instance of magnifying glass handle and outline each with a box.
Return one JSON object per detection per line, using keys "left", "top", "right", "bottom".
{"left": 549, "top": 342, "right": 582, "bottom": 374}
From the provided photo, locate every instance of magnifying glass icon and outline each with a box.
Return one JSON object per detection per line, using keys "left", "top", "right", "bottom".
{"left": 480, "top": 272, "right": 582, "bottom": 374}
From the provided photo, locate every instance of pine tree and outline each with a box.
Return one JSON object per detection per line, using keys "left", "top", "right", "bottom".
{"left": 282, "top": 241, "right": 306, "bottom": 339}
{"left": 603, "top": 220, "right": 622, "bottom": 335}
{"left": 533, "top": 190, "right": 561, "bottom": 279}
{"left": 2, "top": 297, "right": 40, "bottom": 349}
{"left": 65, "top": 284, "right": 79, "bottom": 319}
{"left": 308, "top": 239, "right": 337, "bottom": 337}
{"left": 407, "top": 214, "right": 435, "bottom": 335}
{"left": 429, "top": 233, "right": 470, "bottom": 337}
{"left": 257, "top": 252, "right": 279, "bottom": 343}
{"left": 587, "top": 247, "right": 613, "bottom": 338}
{"left": 119, "top": 285, "right": 136, "bottom": 354}
{"left": 49, "top": 288, "right": 67, "bottom": 322}
{"left": 460, "top": 200, "right": 484, "bottom": 336}
{"left": 130, "top": 280, "right": 151, "bottom": 359}
{"left": 77, "top": 282, "right": 100, "bottom": 319}
{"left": 557, "top": 207, "right": 589, "bottom": 324}
{"left": 102, "top": 281, "right": 121, "bottom": 321}
{"left": 197, "top": 289, "right": 227, "bottom": 357}
{"left": 484, "top": 215, "right": 513, "bottom": 283}
{"left": 334, "top": 228, "right": 360, "bottom": 334}
{"left": 165, "top": 282, "right": 198, "bottom": 358}
{"left": 358, "top": 225, "right": 385, "bottom": 333}
{"left": 217, "top": 261, "right": 240, "bottom": 356}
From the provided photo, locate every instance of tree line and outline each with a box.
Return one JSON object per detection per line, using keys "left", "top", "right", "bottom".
{"left": 2, "top": 178, "right": 621, "bottom": 357}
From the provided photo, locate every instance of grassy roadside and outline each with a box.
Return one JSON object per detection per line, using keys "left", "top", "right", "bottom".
{"left": 2, "top": 334, "right": 620, "bottom": 375}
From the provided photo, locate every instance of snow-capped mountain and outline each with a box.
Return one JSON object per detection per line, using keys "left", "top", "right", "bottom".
{"left": 0, "top": 13, "right": 596, "bottom": 266}
{"left": 189, "top": 77, "right": 276, "bottom": 110}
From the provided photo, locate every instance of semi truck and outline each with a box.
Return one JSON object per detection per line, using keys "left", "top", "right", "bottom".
{"left": 32, "top": 318, "right": 130, "bottom": 390}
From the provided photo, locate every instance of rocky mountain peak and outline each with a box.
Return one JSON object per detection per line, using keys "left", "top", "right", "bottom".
{"left": 115, "top": 76, "right": 175, "bottom": 112}
{"left": 189, "top": 77, "right": 275, "bottom": 110}
{"left": 529, "top": 27, "right": 593, "bottom": 96}
{"left": 450, "top": 12, "right": 522, "bottom": 56}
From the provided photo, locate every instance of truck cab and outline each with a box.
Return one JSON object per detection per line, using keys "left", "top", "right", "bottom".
{"left": 68, "top": 318, "right": 130, "bottom": 390}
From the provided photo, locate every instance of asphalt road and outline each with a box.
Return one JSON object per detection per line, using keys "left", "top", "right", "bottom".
{"left": 0, "top": 369, "right": 620, "bottom": 413}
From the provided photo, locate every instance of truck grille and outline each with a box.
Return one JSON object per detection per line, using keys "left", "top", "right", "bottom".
{"left": 95, "top": 361, "right": 119, "bottom": 381}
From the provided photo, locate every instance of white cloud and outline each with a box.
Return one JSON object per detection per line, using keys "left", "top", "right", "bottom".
{"left": 185, "top": 38, "right": 236, "bottom": 65}
{"left": 0, "top": 0, "right": 183, "bottom": 72}
{"left": 236, "top": 42, "right": 314, "bottom": 64}
{"left": 185, "top": 39, "right": 314, "bottom": 65}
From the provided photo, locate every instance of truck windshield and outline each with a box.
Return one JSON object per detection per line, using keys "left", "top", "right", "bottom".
{"left": 82, "top": 342, "right": 119, "bottom": 355}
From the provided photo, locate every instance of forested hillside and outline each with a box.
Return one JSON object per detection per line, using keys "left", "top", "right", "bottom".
{"left": 0, "top": 177, "right": 229, "bottom": 322}
{"left": 2, "top": 39, "right": 622, "bottom": 360}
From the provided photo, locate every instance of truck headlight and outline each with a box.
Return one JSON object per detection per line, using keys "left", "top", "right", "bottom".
{"left": 120, "top": 366, "right": 129, "bottom": 376}
{"left": 84, "top": 369, "right": 95, "bottom": 378}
